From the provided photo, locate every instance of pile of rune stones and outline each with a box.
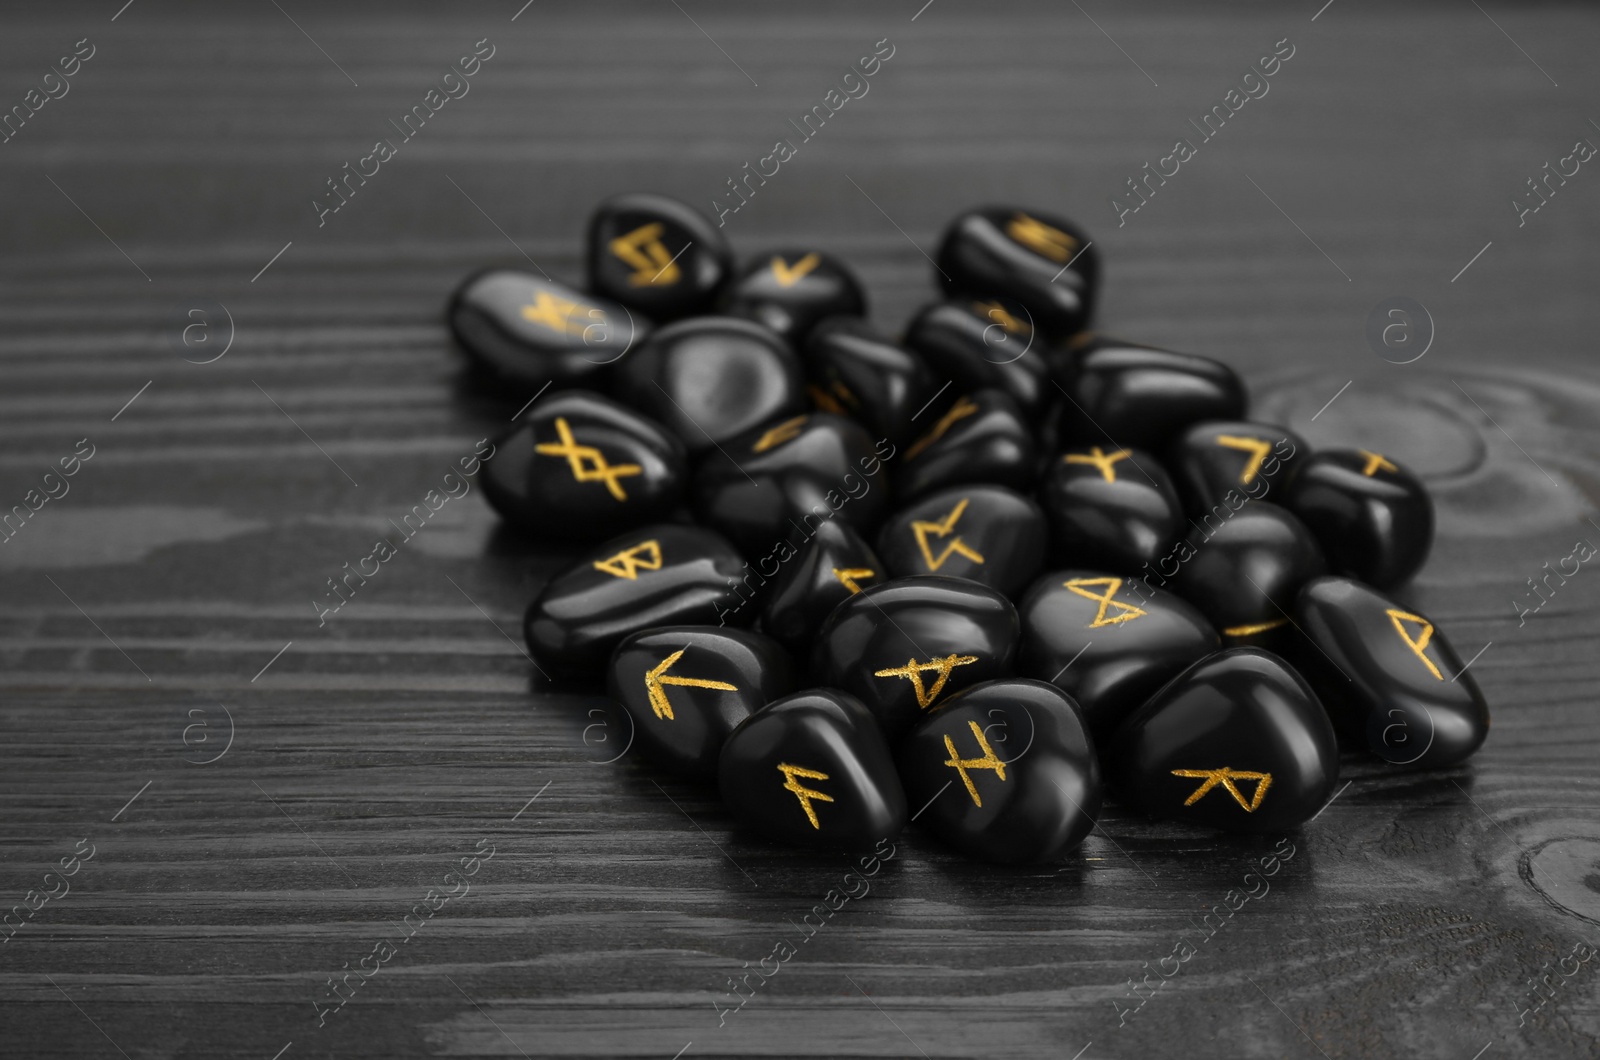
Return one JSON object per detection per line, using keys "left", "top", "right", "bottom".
{"left": 446, "top": 193, "right": 1489, "bottom": 864}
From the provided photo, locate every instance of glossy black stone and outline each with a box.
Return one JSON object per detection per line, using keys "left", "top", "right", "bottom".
{"left": 1168, "top": 503, "right": 1326, "bottom": 645}
{"left": 895, "top": 389, "right": 1037, "bottom": 501}
{"left": 904, "top": 298, "right": 1054, "bottom": 417}
{"left": 607, "top": 626, "right": 793, "bottom": 781}
{"left": 524, "top": 523, "right": 748, "bottom": 677}
{"left": 1167, "top": 420, "right": 1308, "bottom": 517}
{"left": 1039, "top": 445, "right": 1183, "bottom": 573}
{"left": 448, "top": 269, "right": 646, "bottom": 389}
{"left": 934, "top": 206, "right": 1098, "bottom": 340}
{"left": 1017, "top": 570, "right": 1218, "bottom": 740}
{"left": 1108, "top": 648, "right": 1340, "bottom": 833}
{"left": 898, "top": 679, "right": 1101, "bottom": 864}
{"left": 803, "top": 316, "right": 941, "bottom": 448}
{"left": 1054, "top": 337, "right": 1247, "bottom": 453}
{"left": 1282, "top": 449, "right": 1434, "bottom": 589}
{"left": 876, "top": 484, "right": 1047, "bottom": 597}
{"left": 586, "top": 192, "right": 732, "bottom": 322}
{"left": 758, "top": 519, "right": 885, "bottom": 656}
{"left": 1293, "top": 577, "right": 1488, "bottom": 768}
{"left": 813, "top": 575, "right": 1019, "bottom": 740}
{"left": 611, "top": 317, "right": 805, "bottom": 457}
{"left": 691, "top": 412, "right": 892, "bottom": 559}
{"left": 481, "top": 390, "right": 686, "bottom": 540}
{"left": 722, "top": 250, "right": 866, "bottom": 349}
{"left": 717, "top": 688, "right": 907, "bottom": 851}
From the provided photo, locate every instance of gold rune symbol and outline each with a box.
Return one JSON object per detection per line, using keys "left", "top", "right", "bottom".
{"left": 807, "top": 380, "right": 857, "bottom": 415}
{"left": 770, "top": 252, "right": 822, "bottom": 288}
{"left": 974, "top": 299, "right": 1031, "bottom": 336}
{"left": 874, "top": 653, "right": 979, "bottom": 709}
{"left": 1005, "top": 212, "right": 1078, "bottom": 263}
{"left": 1360, "top": 449, "right": 1398, "bottom": 477}
{"left": 752, "top": 415, "right": 808, "bottom": 453}
{"left": 1170, "top": 767, "right": 1274, "bottom": 812}
{"left": 1215, "top": 435, "right": 1274, "bottom": 484}
{"left": 912, "top": 497, "right": 985, "bottom": 571}
{"left": 643, "top": 648, "right": 738, "bottom": 721}
{"left": 1387, "top": 608, "right": 1443, "bottom": 681}
{"left": 831, "top": 567, "right": 875, "bottom": 594}
{"left": 1063, "top": 577, "right": 1147, "bottom": 628}
{"left": 944, "top": 720, "right": 1008, "bottom": 807}
{"left": 592, "top": 539, "right": 663, "bottom": 580}
{"left": 610, "top": 222, "right": 681, "bottom": 286}
{"left": 1063, "top": 446, "right": 1131, "bottom": 483}
{"left": 905, "top": 395, "right": 979, "bottom": 460}
{"left": 521, "top": 289, "right": 600, "bottom": 336}
{"left": 1222, "top": 618, "right": 1289, "bottom": 637}
{"left": 777, "top": 762, "right": 833, "bottom": 829}
{"left": 533, "top": 417, "right": 642, "bottom": 502}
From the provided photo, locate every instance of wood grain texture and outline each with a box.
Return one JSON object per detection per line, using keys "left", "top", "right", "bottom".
{"left": 2, "top": 1, "right": 1599, "bottom": 1057}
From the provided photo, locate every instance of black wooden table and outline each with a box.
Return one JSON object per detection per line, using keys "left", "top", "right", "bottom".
{"left": 3, "top": 2, "right": 1599, "bottom": 1057}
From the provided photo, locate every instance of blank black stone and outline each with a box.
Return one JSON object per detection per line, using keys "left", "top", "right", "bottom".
{"left": 610, "top": 316, "right": 804, "bottom": 457}
{"left": 1168, "top": 503, "right": 1326, "bottom": 646}
{"left": 691, "top": 412, "right": 892, "bottom": 558}
{"left": 524, "top": 523, "right": 748, "bottom": 677}
{"left": 1108, "top": 648, "right": 1340, "bottom": 833}
{"left": 1282, "top": 449, "right": 1434, "bottom": 589}
{"left": 875, "top": 484, "right": 1047, "bottom": 597}
{"left": 607, "top": 625, "right": 793, "bottom": 781}
{"left": 449, "top": 269, "right": 646, "bottom": 390}
{"left": 1017, "top": 569, "right": 1218, "bottom": 740}
{"left": 804, "top": 316, "right": 941, "bottom": 448}
{"left": 722, "top": 249, "right": 867, "bottom": 349}
{"left": 1292, "top": 576, "right": 1488, "bottom": 768}
{"left": 904, "top": 299, "right": 1052, "bottom": 417}
{"left": 1053, "top": 337, "right": 1247, "bottom": 453}
{"left": 481, "top": 389, "right": 685, "bottom": 540}
{"left": 814, "top": 575, "right": 1019, "bottom": 741}
{"left": 718, "top": 688, "right": 907, "bottom": 851}
{"left": 1039, "top": 444, "right": 1182, "bottom": 573}
{"left": 934, "top": 206, "right": 1098, "bottom": 340}
{"left": 895, "top": 389, "right": 1037, "bottom": 501}
{"left": 586, "top": 192, "right": 732, "bottom": 321}
{"left": 898, "top": 679, "right": 1101, "bottom": 864}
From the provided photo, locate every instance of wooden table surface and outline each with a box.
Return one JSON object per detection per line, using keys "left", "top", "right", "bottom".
{"left": 3, "top": 2, "right": 1599, "bottom": 1057}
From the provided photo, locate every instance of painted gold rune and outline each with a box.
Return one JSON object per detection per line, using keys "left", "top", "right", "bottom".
{"left": 1005, "top": 212, "right": 1078, "bottom": 263}
{"left": 831, "top": 567, "right": 876, "bottom": 594}
{"left": 1387, "top": 608, "right": 1443, "bottom": 681}
{"left": 521, "top": 290, "right": 597, "bottom": 336}
{"left": 1170, "top": 768, "right": 1273, "bottom": 812}
{"left": 974, "top": 299, "right": 1031, "bottom": 336}
{"left": 1064, "top": 577, "right": 1147, "bottom": 628}
{"left": 609, "top": 222, "right": 681, "bottom": 286}
{"left": 770, "top": 252, "right": 822, "bottom": 287}
{"left": 752, "top": 416, "right": 807, "bottom": 453}
{"left": 1359, "top": 449, "right": 1398, "bottom": 477}
{"left": 777, "top": 763, "right": 833, "bottom": 829}
{"left": 912, "top": 497, "right": 985, "bottom": 570}
{"left": 807, "top": 380, "right": 856, "bottom": 415}
{"left": 905, "top": 395, "right": 979, "bottom": 460}
{"left": 1063, "top": 446, "right": 1131, "bottom": 483}
{"left": 592, "top": 539, "right": 663, "bottom": 580}
{"left": 1222, "top": 618, "right": 1290, "bottom": 637}
{"left": 1215, "top": 434, "right": 1273, "bottom": 484}
{"left": 533, "top": 417, "right": 642, "bottom": 501}
{"left": 644, "top": 648, "right": 738, "bottom": 721}
{"left": 943, "top": 720, "right": 1008, "bottom": 807}
{"left": 874, "top": 653, "right": 979, "bottom": 709}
